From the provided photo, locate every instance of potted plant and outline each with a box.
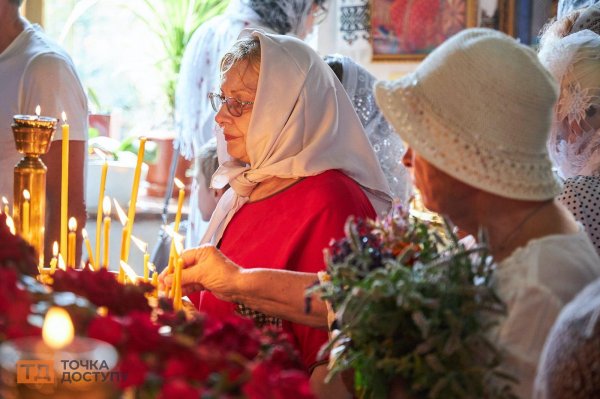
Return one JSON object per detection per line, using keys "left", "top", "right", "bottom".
{"left": 129, "top": 0, "right": 229, "bottom": 198}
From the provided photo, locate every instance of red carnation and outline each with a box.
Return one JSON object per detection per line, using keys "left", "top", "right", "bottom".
{"left": 88, "top": 315, "right": 124, "bottom": 346}
{"left": 158, "top": 379, "right": 200, "bottom": 399}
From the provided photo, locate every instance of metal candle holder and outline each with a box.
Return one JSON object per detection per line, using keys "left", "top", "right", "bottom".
{"left": 12, "top": 115, "right": 57, "bottom": 267}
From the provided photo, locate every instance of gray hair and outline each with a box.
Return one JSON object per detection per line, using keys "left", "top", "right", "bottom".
{"left": 220, "top": 35, "right": 261, "bottom": 78}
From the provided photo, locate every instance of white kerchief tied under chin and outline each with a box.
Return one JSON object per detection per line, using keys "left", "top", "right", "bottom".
{"left": 199, "top": 30, "right": 393, "bottom": 246}
{"left": 200, "top": 161, "right": 262, "bottom": 245}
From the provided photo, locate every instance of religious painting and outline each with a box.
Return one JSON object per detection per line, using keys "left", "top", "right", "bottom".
{"left": 371, "top": 0, "right": 478, "bottom": 60}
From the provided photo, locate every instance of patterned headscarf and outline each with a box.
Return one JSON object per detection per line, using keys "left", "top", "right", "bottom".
{"left": 558, "top": 0, "right": 600, "bottom": 19}
{"left": 324, "top": 54, "right": 412, "bottom": 204}
{"left": 539, "top": 30, "right": 600, "bottom": 178}
{"left": 246, "top": 0, "right": 327, "bottom": 38}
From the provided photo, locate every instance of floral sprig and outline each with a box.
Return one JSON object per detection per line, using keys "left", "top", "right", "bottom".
{"left": 309, "top": 207, "right": 516, "bottom": 399}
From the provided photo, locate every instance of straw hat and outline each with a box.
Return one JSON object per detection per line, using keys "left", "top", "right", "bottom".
{"left": 374, "top": 28, "right": 562, "bottom": 201}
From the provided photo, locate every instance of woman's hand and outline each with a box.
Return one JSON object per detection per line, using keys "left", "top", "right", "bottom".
{"left": 160, "top": 245, "right": 242, "bottom": 302}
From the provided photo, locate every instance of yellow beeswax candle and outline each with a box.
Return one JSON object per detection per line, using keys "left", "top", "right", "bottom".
{"left": 60, "top": 112, "right": 69, "bottom": 264}
{"left": 118, "top": 226, "right": 128, "bottom": 283}
{"left": 102, "top": 197, "right": 111, "bottom": 269}
{"left": 151, "top": 271, "right": 158, "bottom": 297}
{"left": 49, "top": 241, "right": 58, "bottom": 273}
{"left": 67, "top": 217, "right": 76, "bottom": 268}
{"left": 22, "top": 189, "right": 30, "bottom": 240}
{"left": 95, "top": 159, "right": 108, "bottom": 265}
{"left": 124, "top": 137, "right": 146, "bottom": 262}
{"left": 174, "top": 257, "right": 183, "bottom": 310}
{"left": 81, "top": 228, "right": 95, "bottom": 269}
{"left": 2, "top": 196, "right": 9, "bottom": 215}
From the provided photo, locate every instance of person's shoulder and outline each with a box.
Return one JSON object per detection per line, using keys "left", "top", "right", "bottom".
{"left": 297, "top": 170, "right": 369, "bottom": 206}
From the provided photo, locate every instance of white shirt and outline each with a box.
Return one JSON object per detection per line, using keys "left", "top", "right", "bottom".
{"left": 492, "top": 227, "right": 600, "bottom": 398}
{"left": 0, "top": 20, "right": 87, "bottom": 198}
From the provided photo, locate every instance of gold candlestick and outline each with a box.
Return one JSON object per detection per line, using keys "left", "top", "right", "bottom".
{"left": 12, "top": 114, "right": 57, "bottom": 267}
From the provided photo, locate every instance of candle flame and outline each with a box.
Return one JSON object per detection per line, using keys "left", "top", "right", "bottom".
{"left": 42, "top": 307, "right": 74, "bottom": 350}
{"left": 113, "top": 199, "right": 128, "bottom": 226}
{"left": 5, "top": 216, "right": 15, "bottom": 235}
{"left": 103, "top": 196, "right": 111, "bottom": 216}
{"left": 61, "top": 111, "right": 67, "bottom": 122}
{"left": 23, "top": 189, "right": 30, "bottom": 201}
{"left": 162, "top": 224, "right": 184, "bottom": 242}
{"left": 58, "top": 254, "right": 66, "bottom": 270}
{"left": 53, "top": 241, "right": 59, "bottom": 256}
{"left": 81, "top": 228, "right": 88, "bottom": 239}
{"left": 120, "top": 260, "right": 138, "bottom": 283}
{"left": 131, "top": 235, "right": 148, "bottom": 253}
{"left": 87, "top": 262, "right": 95, "bottom": 271}
{"left": 68, "top": 217, "right": 77, "bottom": 231}
{"left": 174, "top": 178, "right": 184, "bottom": 190}
{"left": 35, "top": 105, "right": 41, "bottom": 116}
{"left": 2, "top": 196, "right": 8, "bottom": 205}
{"left": 148, "top": 262, "right": 157, "bottom": 272}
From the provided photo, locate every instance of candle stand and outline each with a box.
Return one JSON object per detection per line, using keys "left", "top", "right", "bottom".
{"left": 12, "top": 115, "right": 57, "bottom": 267}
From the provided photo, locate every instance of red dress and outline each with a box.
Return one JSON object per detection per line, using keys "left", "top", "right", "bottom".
{"left": 199, "top": 170, "right": 376, "bottom": 370}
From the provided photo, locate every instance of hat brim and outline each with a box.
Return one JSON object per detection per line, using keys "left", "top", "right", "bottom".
{"left": 374, "top": 76, "right": 562, "bottom": 201}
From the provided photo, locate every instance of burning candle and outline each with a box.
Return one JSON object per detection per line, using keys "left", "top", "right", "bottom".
{"left": 131, "top": 235, "right": 149, "bottom": 283}
{"left": 95, "top": 157, "right": 108, "bottom": 266}
{"left": 114, "top": 199, "right": 128, "bottom": 284}
{"left": 119, "top": 260, "right": 138, "bottom": 285}
{"left": 5, "top": 215, "right": 15, "bottom": 235}
{"left": 42, "top": 307, "right": 74, "bottom": 350}
{"left": 22, "top": 189, "right": 30, "bottom": 239}
{"left": 166, "top": 178, "right": 186, "bottom": 291}
{"left": 60, "top": 112, "right": 69, "bottom": 264}
{"left": 67, "top": 217, "right": 77, "bottom": 268}
{"left": 102, "top": 196, "right": 111, "bottom": 269}
{"left": 49, "top": 241, "right": 58, "bottom": 273}
{"left": 58, "top": 253, "right": 66, "bottom": 271}
{"left": 82, "top": 228, "right": 95, "bottom": 269}
{"left": 2, "top": 196, "right": 9, "bottom": 215}
{"left": 124, "top": 137, "right": 146, "bottom": 262}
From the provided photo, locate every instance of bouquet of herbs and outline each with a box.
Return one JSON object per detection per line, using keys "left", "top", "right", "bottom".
{"left": 309, "top": 207, "right": 516, "bottom": 399}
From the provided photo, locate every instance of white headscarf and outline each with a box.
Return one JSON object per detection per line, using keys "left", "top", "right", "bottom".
{"left": 539, "top": 30, "right": 600, "bottom": 178}
{"left": 175, "top": 0, "right": 321, "bottom": 158}
{"left": 201, "top": 30, "right": 392, "bottom": 244}
{"left": 326, "top": 54, "right": 412, "bottom": 205}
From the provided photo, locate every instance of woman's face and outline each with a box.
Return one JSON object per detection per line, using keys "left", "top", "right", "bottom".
{"left": 402, "top": 147, "right": 475, "bottom": 214}
{"left": 215, "top": 60, "right": 259, "bottom": 164}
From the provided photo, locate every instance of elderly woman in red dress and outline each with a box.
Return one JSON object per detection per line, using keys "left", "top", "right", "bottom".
{"left": 163, "top": 31, "right": 391, "bottom": 396}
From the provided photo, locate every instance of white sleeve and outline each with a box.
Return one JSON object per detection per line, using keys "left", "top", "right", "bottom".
{"left": 495, "top": 284, "right": 563, "bottom": 399}
{"left": 19, "top": 52, "right": 88, "bottom": 142}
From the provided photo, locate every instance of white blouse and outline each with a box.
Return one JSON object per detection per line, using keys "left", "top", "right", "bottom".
{"left": 491, "top": 227, "right": 600, "bottom": 398}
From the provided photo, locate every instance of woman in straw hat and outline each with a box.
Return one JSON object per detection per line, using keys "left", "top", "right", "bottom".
{"left": 164, "top": 30, "right": 392, "bottom": 396}
{"left": 373, "top": 28, "right": 600, "bottom": 398}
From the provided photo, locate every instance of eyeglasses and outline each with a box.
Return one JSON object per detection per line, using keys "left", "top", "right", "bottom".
{"left": 208, "top": 92, "right": 254, "bottom": 117}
